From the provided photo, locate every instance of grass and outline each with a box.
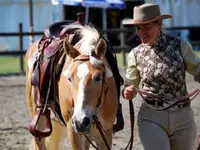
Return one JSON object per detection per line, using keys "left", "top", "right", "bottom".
{"left": 195, "top": 51, "right": 200, "bottom": 57}
{"left": 0, "top": 50, "right": 200, "bottom": 74}
{"left": 0, "top": 56, "right": 26, "bottom": 74}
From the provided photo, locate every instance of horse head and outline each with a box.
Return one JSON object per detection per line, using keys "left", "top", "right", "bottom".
{"left": 62, "top": 25, "right": 108, "bottom": 134}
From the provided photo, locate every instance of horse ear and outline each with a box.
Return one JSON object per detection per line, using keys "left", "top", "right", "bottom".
{"left": 63, "top": 38, "right": 80, "bottom": 58}
{"left": 95, "top": 39, "right": 107, "bottom": 58}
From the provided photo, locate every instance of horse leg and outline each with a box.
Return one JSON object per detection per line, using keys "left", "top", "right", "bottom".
{"left": 45, "top": 119, "right": 66, "bottom": 150}
{"left": 28, "top": 116, "right": 48, "bottom": 150}
{"left": 82, "top": 135, "right": 91, "bottom": 150}
{"left": 95, "top": 128, "right": 113, "bottom": 150}
{"left": 66, "top": 119, "right": 84, "bottom": 150}
{"left": 29, "top": 138, "right": 46, "bottom": 150}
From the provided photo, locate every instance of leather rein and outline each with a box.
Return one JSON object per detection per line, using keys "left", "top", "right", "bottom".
{"left": 132, "top": 86, "right": 200, "bottom": 111}
{"left": 130, "top": 86, "right": 200, "bottom": 150}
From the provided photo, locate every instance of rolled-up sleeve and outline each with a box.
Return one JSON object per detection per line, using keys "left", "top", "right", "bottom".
{"left": 125, "top": 50, "right": 141, "bottom": 87}
{"left": 181, "top": 40, "right": 200, "bottom": 82}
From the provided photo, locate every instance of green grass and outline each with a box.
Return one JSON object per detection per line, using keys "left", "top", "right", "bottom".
{"left": 0, "top": 51, "right": 200, "bottom": 74}
{"left": 0, "top": 56, "right": 26, "bottom": 74}
{"left": 116, "top": 52, "right": 128, "bottom": 68}
{"left": 195, "top": 51, "right": 200, "bottom": 57}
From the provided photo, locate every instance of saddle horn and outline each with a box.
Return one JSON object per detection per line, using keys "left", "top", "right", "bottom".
{"left": 60, "top": 12, "right": 86, "bottom": 39}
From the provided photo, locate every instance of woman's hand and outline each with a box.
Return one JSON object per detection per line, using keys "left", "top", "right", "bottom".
{"left": 123, "top": 86, "right": 136, "bottom": 100}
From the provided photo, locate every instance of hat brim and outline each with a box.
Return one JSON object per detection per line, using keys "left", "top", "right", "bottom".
{"left": 122, "top": 14, "right": 172, "bottom": 25}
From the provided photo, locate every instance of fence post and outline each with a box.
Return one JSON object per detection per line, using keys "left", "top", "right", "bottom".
{"left": 19, "top": 23, "right": 24, "bottom": 73}
{"left": 29, "top": 0, "right": 34, "bottom": 44}
{"left": 120, "top": 22, "right": 126, "bottom": 67}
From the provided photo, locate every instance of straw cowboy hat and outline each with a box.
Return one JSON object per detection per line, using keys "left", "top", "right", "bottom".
{"left": 122, "top": 3, "right": 172, "bottom": 25}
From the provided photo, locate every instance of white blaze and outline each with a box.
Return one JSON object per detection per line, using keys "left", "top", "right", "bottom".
{"left": 77, "top": 63, "right": 89, "bottom": 108}
{"left": 73, "top": 63, "right": 93, "bottom": 122}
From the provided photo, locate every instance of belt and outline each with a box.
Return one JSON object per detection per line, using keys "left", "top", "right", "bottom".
{"left": 146, "top": 100, "right": 190, "bottom": 108}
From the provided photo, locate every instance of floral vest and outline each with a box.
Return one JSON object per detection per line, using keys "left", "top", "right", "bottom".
{"left": 134, "top": 33, "right": 187, "bottom": 99}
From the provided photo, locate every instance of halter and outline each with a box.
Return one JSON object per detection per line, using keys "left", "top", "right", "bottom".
{"left": 71, "top": 55, "right": 106, "bottom": 109}
{"left": 71, "top": 54, "right": 111, "bottom": 150}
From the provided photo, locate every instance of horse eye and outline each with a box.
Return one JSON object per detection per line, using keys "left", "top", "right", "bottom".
{"left": 94, "top": 76, "right": 102, "bottom": 82}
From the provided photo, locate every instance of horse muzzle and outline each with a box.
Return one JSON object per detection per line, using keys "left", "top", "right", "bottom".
{"left": 72, "top": 116, "right": 92, "bottom": 134}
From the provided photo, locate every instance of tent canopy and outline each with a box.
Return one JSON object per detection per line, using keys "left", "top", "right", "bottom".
{"left": 55, "top": 0, "right": 126, "bottom": 9}
{"left": 53, "top": 0, "right": 126, "bottom": 36}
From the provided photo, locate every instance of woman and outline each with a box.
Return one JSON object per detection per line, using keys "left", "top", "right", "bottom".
{"left": 122, "top": 3, "right": 198, "bottom": 150}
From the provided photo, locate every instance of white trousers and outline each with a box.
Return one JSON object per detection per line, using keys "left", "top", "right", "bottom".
{"left": 137, "top": 103, "right": 196, "bottom": 150}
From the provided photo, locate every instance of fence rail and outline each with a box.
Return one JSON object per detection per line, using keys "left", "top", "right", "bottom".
{"left": 1, "top": 23, "right": 200, "bottom": 73}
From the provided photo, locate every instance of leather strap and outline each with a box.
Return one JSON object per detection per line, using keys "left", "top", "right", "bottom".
{"left": 132, "top": 86, "right": 200, "bottom": 111}
{"left": 124, "top": 100, "right": 134, "bottom": 150}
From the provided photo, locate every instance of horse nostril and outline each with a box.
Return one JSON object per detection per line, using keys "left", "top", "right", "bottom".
{"left": 82, "top": 117, "right": 90, "bottom": 127}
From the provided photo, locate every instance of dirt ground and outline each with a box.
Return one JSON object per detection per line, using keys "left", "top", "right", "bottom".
{"left": 0, "top": 70, "right": 200, "bottom": 150}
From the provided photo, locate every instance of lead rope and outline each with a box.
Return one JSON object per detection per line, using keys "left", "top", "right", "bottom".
{"left": 84, "top": 135, "right": 99, "bottom": 149}
{"left": 133, "top": 86, "right": 200, "bottom": 111}
{"left": 124, "top": 100, "right": 134, "bottom": 150}
{"left": 83, "top": 116, "right": 111, "bottom": 150}
{"left": 133, "top": 86, "right": 200, "bottom": 150}
{"left": 93, "top": 115, "right": 111, "bottom": 150}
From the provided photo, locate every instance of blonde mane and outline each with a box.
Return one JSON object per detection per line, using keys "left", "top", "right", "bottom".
{"left": 63, "top": 24, "right": 104, "bottom": 67}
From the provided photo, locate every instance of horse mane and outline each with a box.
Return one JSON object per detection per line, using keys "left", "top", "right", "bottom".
{"left": 63, "top": 24, "right": 104, "bottom": 67}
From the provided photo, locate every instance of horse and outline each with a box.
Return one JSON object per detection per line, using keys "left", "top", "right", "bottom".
{"left": 25, "top": 24, "right": 119, "bottom": 150}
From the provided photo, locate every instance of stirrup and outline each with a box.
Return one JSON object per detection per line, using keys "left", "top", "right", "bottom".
{"left": 29, "top": 107, "right": 52, "bottom": 138}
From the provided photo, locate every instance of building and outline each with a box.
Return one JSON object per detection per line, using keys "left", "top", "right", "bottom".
{"left": 0, "top": 0, "right": 62, "bottom": 51}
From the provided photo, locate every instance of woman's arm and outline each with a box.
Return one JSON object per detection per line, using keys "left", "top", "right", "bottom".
{"left": 123, "top": 50, "right": 141, "bottom": 99}
{"left": 181, "top": 40, "right": 200, "bottom": 82}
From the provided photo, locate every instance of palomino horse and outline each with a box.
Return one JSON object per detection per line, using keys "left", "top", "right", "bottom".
{"left": 26, "top": 24, "right": 118, "bottom": 150}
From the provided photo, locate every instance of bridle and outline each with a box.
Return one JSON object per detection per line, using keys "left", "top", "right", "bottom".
{"left": 71, "top": 55, "right": 111, "bottom": 150}
{"left": 72, "top": 55, "right": 137, "bottom": 150}
{"left": 72, "top": 54, "right": 106, "bottom": 108}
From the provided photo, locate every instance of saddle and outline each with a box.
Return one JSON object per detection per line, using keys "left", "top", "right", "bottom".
{"left": 45, "top": 13, "right": 86, "bottom": 40}
{"left": 29, "top": 13, "right": 124, "bottom": 137}
{"left": 44, "top": 20, "right": 74, "bottom": 40}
